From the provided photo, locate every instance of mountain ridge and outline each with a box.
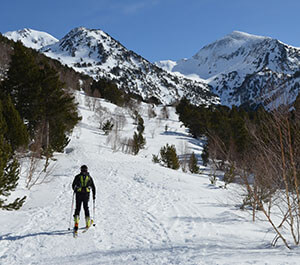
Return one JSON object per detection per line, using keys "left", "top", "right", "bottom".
{"left": 4, "top": 27, "right": 219, "bottom": 106}
{"left": 4, "top": 27, "right": 300, "bottom": 108}
{"left": 157, "top": 31, "right": 300, "bottom": 108}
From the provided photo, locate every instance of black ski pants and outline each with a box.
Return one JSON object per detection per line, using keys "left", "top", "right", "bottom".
{"left": 74, "top": 192, "right": 90, "bottom": 217}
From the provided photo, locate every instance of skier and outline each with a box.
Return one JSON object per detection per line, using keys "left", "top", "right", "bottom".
{"left": 72, "top": 165, "right": 96, "bottom": 232}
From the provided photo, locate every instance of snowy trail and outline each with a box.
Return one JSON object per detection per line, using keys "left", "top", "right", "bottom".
{"left": 1, "top": 92, "right": 300, "bottom": 264}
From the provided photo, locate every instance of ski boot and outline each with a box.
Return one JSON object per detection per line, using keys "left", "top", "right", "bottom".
{"left": 85, "top": 216, "right": 91, "bottom": 229}
{"left": 73, "top": 215, "right": 79, "bottom": 237}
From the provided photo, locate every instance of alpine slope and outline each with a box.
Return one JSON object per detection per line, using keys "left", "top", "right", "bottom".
{"left": 1, "top": 91, "right": 300, "bottom": 265}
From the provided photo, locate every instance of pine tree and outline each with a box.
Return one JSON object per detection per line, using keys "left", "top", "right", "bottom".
{"left": 102, "top": 120, "right": 114, "bottom": 135}
{"left": 0, "top": 108, "right": 26, "bottom": 210}
{"left": 189, "top": 152, "right": 199, "bottom": 173}
{"left": 137, "top": 116, "right": 145, "bottom": 134}
{"left": 38, "top": 63, "right": 81, "bottom": 153}
{"left": 2, "top": 43, "right": 80, "bottom": 154}
{"left": 91, "top": 79, "right": 124, "bottom": 106}
{"left": 201, "top": 144, "right": 209, "bottom": 166}
{"left": 0, "top": 150, "right": 26, "bottom": 210}
{"left": 131, "top": 114, "right": 146, "bottom": 155}
{"left": 229, "top": 107, "right": 250, "bottom": 154}
{"left": 132, "top": 131, "right": 146, "bottom": 155}
{"left": 160, "top": 144, "right": 180, "bottom": 170}
{"left": 2, "top": 41, "right": 41, "bottom": 136}
{"left": 0, "top": 96, "right": 28, "bottom": 150}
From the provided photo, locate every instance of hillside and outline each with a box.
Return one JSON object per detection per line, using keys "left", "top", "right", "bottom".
{"left": 0, "top": 92, "right": 299, "bottom": 264}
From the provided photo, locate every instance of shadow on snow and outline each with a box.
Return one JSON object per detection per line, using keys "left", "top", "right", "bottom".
{"left": 0, "top": 229, "right": 74, "bottom": 241}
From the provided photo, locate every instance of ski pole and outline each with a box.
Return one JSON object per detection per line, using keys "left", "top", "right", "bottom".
{"left": 68, "top": 192, "right": 75, "bottom": 230}
{"left": 92, "top": 198, "right": 96, "bottom": 226}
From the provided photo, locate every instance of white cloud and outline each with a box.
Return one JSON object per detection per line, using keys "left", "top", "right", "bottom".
{"left": 111, "top": 0, "right": 160, "bottom": 15}
{"left": 122, "top": 2, "right": 148, "bottom": 14}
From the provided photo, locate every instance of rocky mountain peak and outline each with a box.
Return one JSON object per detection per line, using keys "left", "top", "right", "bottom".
{"left": 160, "top": 31, "right": 300, "bottom": 108}
{"left": 35, "top": 27, "right": 219, "bottom": 106}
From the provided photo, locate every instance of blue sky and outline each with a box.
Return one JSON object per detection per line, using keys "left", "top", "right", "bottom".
{"left": 1, "top": 0, "right": 300, "bottom": 62}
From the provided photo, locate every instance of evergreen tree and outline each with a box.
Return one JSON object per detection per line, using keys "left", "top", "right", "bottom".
{"left": 102, "top": 120, "right": 114, "bottom": 135}
{"left": 0, "top": 96, "right": 28, "bottom": 150}
{"left": 131, "top": 114, "right": 146, "bottom": 155}
{"left": 2, "top": 41, "right": 41, "bottom": 136}
{"left": 176, "top": 98, "right": 208, "bottom": 137}
{"left": 0, "top": 109, "right": 26, "bottom": 210}
{"left": 132, "top": 131, "right": 146, "bottom": 155}
{"left": 160, "top": 144, "right": 180, "bottom": 170}
{"left": 137, "top": 116, "right": 145, "bottom": 134}
{"left": 0, "top": 150, "right": 26, "bottom": 210}
{"left": 229, "top": 106, "right": 250, "bottom": 155}
{"left": 2, "top": 43, "right": 80, "bottom": 154}
{"left": 91, "top": 79, "right": 124, "bottom": 106}
{"left": 189, "top": 152, "right": 199, "bottom": 173}
{"left": 38, "top": 63, "right": 81, "bottom": 153}
{"left": 201, "top": 143, "right": 209, "bottom": 166}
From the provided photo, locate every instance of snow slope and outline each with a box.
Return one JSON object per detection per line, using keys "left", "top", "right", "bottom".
{"left": 1, "top": 92, "right": 300, "bottom": 264}
{"left": 3, "top": 28, "right": 58, "bottom": 50}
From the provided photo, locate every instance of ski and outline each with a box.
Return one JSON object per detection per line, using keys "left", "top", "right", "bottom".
{"left": 82, "top": 219, "right": 95, "bottom": 233}
{"left": 73, "top": 230, "right": 78, "bottom": 238}
{"left": 82, "top": 227, "right": 89, "bottom": 233}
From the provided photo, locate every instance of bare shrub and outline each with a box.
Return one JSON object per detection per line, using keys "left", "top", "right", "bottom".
{"left": 26, "top": 157, "right": 56, "bottom": 190}
{"left": 120, "top": 137, "right": 134, "bottom": 154}
{"left": 26, "top": 130, "right": 56, "bottom": 190}
{"left": 95, "top": 104, "right": 112, "bottom": 129}
{"left": 150, "top": 128, "right": 156, "bottom": 139}
{"left": 156, "top": 118, "right": 162, "bottom": 128}
{"left": 106, "top": 129, "right": 121, "bottom": 152}
{"left": 147, "top": 104, "right": 157, "bottom": 119}
{"left": 126, "top": 99, "right": 142, "bottom": 118}
{"left": 160, "top": 106, "right": 170, "bottom": 120}
{"left": 178, "top": 141, "right": 189, "bottom": 172}
{"left": 91, "top": 89, "right": 101, "bottom": 111}
{"left": 84, "top": 95, "right": 92, "bottom": 110}
{"left": 113, "top": 107, "right": 127, "bottom": 131}
{"left": 239, "top": 107, "right": 300, "bottom": 249}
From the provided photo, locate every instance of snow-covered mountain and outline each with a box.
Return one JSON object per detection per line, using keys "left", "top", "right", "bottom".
{"left": 3, "top": 28, "right": 58, "bottom": 50}
{"left": 157, "top": 31, "right": 300, "bottom": 108}
{"left": 4, "top": 27, "right": 219, "bottom": 106}
{"left": 5, "top": 28, "right": 300, "bottom": 108}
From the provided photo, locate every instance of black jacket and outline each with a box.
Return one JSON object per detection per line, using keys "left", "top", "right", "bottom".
{"left": 72, "top": 172, "right": 96, "bottom": 198}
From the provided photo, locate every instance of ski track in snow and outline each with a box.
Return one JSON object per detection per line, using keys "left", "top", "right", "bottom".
{"left": 1, "top": 92, "right": 300, "bottom": 264}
